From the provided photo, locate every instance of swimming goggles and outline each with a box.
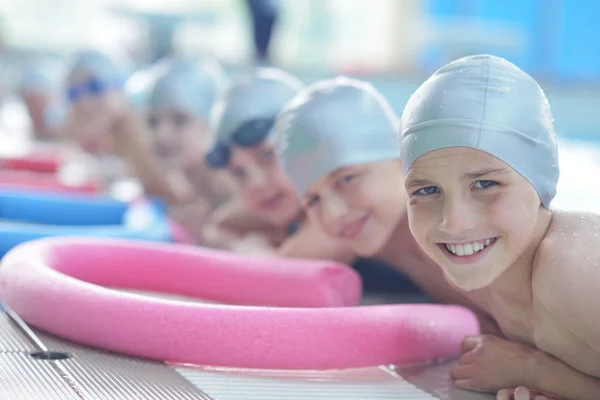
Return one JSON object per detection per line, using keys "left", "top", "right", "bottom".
{"left": 67, "top": 78, "right": 123, "bottom": 102}
{"left": 205, "top": 116, "right": 276, "bottom": 168}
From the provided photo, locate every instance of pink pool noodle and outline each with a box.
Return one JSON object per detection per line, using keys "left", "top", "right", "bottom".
{"left": 168, "top": 220, "right": 196, "bottom": 244}
{"left": 0, "top": 238, "right": 479, "bottom": 370}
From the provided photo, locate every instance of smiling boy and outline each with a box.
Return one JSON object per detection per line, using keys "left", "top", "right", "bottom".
{"left": 400, "top": 54, "right": 600, "bottom": 399}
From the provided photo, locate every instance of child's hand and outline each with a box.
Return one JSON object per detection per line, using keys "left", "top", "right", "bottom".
{"left": 232, "top": 233, "right": 276, "bottom": 256}
{"left": 169, "top": 199, "right": 213, "bottom": 244}
{"left": 497, "top": 386, "right": 561, "bottom": 400}
{"left": 65, "top": 92, "right": 135, "bottom": 155}
{"left": 450, "top": 334, "right": 541, "bottom": 392}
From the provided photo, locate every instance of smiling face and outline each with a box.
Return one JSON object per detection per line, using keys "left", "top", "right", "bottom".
{"left": 227, "top": 141, "right": 301, "bottom": 227}
{"left": 302, "top": 159, "right": 406, "bottom": 257}
{"left": 404, "top": 147, "right": 545, "bottom": 291}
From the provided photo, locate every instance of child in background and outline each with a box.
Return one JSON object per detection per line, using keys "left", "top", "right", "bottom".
{"left": 62, "top": 49, "right": 185, "bottom": 203}
{"left": 202, "top": 68, "right": 351, "bottom": 260}
{"left": 139, "top": 57, "right": 236, "bottom": 240}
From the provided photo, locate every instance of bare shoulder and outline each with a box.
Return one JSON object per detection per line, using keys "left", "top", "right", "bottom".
{"left": 533, "top": 210, "right": 600, "bottom": 315}
{"left": 535, "top": 210, "right": 600, "bottom": 266}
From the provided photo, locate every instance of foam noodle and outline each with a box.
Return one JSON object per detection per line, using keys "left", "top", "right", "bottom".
{"left": 167, "top": 220, "right": 196, "bottom": 244}
{"left": 0, "top": 151, "right": 62, "bottom": 173}
{"left": 0, "top": 170, "right": 99, "bottom": 194}
{"left": 0, "top": 238, "right": 479, "bottom": 369}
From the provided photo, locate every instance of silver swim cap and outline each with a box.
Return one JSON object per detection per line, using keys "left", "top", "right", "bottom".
{"left": 146, "top": 57, "right": 227, "bottom": 120}
{"left": 400, "top": 54, "right": 559, "bottom": 208}
{"left": 274, "top": 76, "right": 401, "bottom": 196}
{"left": 205, "top": 68, "right": 303, "bottom": 168}
{"left": 67, "top": 50, "right": 125, "bottom": 85}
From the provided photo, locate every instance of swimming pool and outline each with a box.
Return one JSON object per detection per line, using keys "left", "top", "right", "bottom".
{"left": 553, "top": 138, "right": 600, "bottom": 214}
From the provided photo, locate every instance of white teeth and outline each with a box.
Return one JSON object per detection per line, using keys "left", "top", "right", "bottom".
{"left": 463, "top": 243, "right": 474, "bottom": 256}
{"left": 445, "top": 238, "right": 496, "bottom": 257}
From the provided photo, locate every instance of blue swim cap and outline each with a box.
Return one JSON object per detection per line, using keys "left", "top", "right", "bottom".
{"left": 274, "top": 76, "right": 400, "bottom": 195}
{"left": 205, "top": 68, "right": 303, "bottom": 169}
{"left": 400, "top": 55, "right": 559, "bottom": 209}
{"left": 145, "top": 57, "right": 228, "bottom": 120}
{"left": 66, "top": 50, "right": 129, "bottom": 103}
{"left": 67, "top": 50, "right": 125, "bottom": 85}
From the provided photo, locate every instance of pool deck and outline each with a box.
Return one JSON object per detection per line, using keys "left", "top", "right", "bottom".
{"left": 0, "top": 299, "right": 494, "bottom": 400}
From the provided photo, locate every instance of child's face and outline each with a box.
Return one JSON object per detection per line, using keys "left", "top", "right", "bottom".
{"left": 67, "top": 70, "right": 123, "bottom": 154}
{"left": 147, "top": 109, "right": 210, "bottom": 169}
{"left": 405, "top": 147, "right": 544, "bottom": 291}
{"left": 302, "top": 160, "right": 406, "bottom": 257}
{"left": 227, "top": 142, "right": 301, "bottom": 227}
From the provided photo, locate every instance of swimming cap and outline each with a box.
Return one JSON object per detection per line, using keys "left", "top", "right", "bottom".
{"left": 67, "top": 50, "right": 125, "bottom": 86}
{"left": 400, "top": 54, "right": 559, "bottom": 208}
{"left": 274, "top": 76, "right": 400, "bottom": 196}
{"left": 146, "top": 57, "right": 228, "bottom": 120}
{"left": 205, "top": 68, "right": 303, "bottom": 168}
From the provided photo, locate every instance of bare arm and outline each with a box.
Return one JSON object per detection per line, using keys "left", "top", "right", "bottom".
{"left": 527, "top": 212, "right": 600, "bottom": 399}
{"left": 201, "top": 198, "right": 276, "bottom": 252}
{"left": 452, "top": 334, "right": 600, "bottom": 399}
{"left": 117, "top": 114, "right": 193, "bottom": 204}
{"left": 277, "top": 220, "right": 356, "bottom": 265}
{"left": 531, "top": 350, "right": 600, "bottom": 400}
{"left": 535, "top": 213, "right": 600, "bottom": 352}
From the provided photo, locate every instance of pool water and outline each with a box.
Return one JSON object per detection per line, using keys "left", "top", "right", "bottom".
{"left": 554, "top": 138, "right": 600, "bottom": 214}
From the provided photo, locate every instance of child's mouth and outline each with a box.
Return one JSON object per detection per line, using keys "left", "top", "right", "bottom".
{"left": 438, "top": 237, "right": 499, "bottom": 264}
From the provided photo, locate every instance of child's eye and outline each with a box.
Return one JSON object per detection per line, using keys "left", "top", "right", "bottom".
{"left": 304, "top": 195, "right": 319, "bottom": 208}
{"left": 473, "top": 180, "right": 498, "bottom": 190}
{"left": 147, "top": 116, "right": 158, "bottom": 129}
{"left": 257, "top": 150, "right": 275, "bottom": 165}
{"left": 336, "top": 174, "right": 359, "bottom": 189}
{"left": 173, "top": 113, "right": 190, "bottom": 128}
{"left": 413, "top": 186, "right": 440, "bottom": 196}
{"left": 230, "top": 167, "right": 246, "bottom": 182}
{"left": 340, "top": 174, "right": 356, "bottom": 184}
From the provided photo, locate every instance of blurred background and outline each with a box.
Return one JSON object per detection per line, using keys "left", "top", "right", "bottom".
{"left": 1, "top": 0, "right": 600, "bottom": 140}
{"left": 0, "top": 0, "right": 597, "bottom": 159}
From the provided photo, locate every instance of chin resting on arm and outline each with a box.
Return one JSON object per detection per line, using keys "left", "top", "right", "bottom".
{"left": 276, "top": 221, "right": 355, "bottom": 265}
{"left": 201, "top": 198, "right": 277, "bottom": 254}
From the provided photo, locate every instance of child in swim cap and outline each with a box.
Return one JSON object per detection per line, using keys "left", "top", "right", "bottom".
{"left": 137, "top": 57, "right": 235, "bottom": 240}
{"left": 401, "top": 54, "right": 600, "bottom": 399}
{"left": 274, "top": 76, "right": 496, "bottom": 323}
{"left": 62, "top": 49, "right": 183, "bottom": 202}
{"left": 202, "top": 68, "right": 350, "bottom": 260}
{"left": 64, "top": 49, "right": 129, "bottom": 155}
